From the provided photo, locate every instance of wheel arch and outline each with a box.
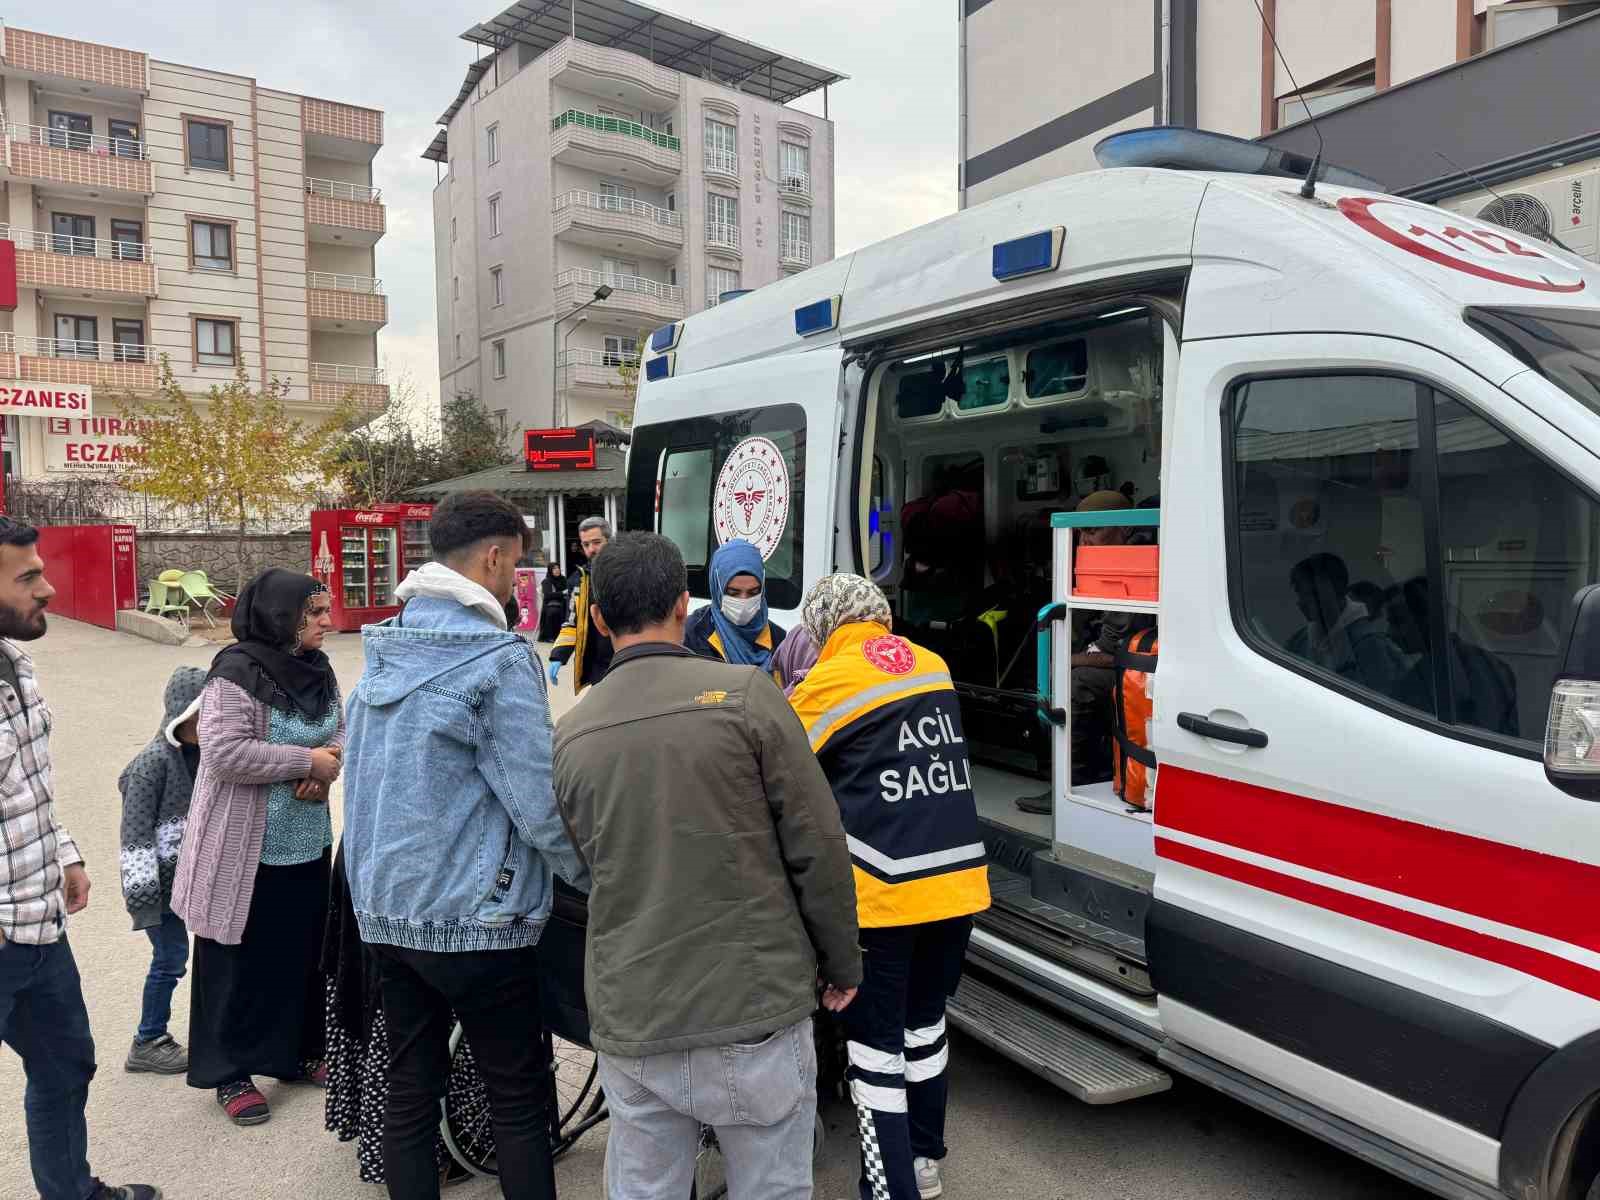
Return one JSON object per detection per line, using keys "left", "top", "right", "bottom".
{"left": 1501, "top": 1029, "right": 1600, "bottom": 1200}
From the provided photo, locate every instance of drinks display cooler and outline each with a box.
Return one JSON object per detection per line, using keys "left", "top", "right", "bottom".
{"left": 309, "top": 504, "right": 434, "bottom": 632}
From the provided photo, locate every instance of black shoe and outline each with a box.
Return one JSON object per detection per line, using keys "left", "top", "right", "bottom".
{"left": 1015, "top": 791, "right": 1051, "bottom": 815}
{"left": 91, "top": 1182, "right": 163, "bottom": 1200}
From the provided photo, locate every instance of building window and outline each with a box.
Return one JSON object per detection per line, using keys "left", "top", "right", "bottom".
{"left": 488, "top": 195, "right": 501, "bottom": 237}
{"left": 707, "top": 192, "right": 738, "bottom": 249}
{"left": 49, "top": 213, "right": 95, "bottom": 256}
{"left": 1487, "top": 0, "right": 1600, "bottom": 49}
{"left": 185, "top": 117, "right": 231, "bottom": 172}
{"left": 707, "top": 266, "right": 741, "bottom": 306}
{"left": 1276, "top": 62, "right": 1376, "bottom": 128}
{"left": 780, "top": 141, "right": 810, "bottom": 192}
{"left": 46, "top": 111, "right": 92, "bottom": 152}
{"left": 110, "top": 219, "right": 144, "bottom": 262}
{"left": 53, "top": 314, "right": 97, "bottom": 358}
{"left": 487, "top": 123, "right": 499, "bottom": 165}
{"left": 668, "top": 267, "right": 678, "bottom": 287}
{"left": 492, "top": 339, "right": 507, "bottom": 379}
{"left": 704, "top": 117, "right": 737, "bottom": 175}
{"left": 603, "top": 334, "right": 636, "bottom": 367}
{"left": 492, "top": 409, "right": 508, "bottom": 437}
{"left": 112, "top": 319, "right": 146, "bottom": 363}
{"left": 108, "top": 118, "right": 141, "bottom": 158}
{"left": 781, "top": 210, "right": 811, "bottom": 264}
{"left": 599, "top": 180, "right": 637, "bottom": 210}
{"left": 491, "top": 266, "right": 504, "bottom": 306}
{"left": 665, "top": 191, "right": 677, "bottom": 212}
{"left": 194, "top": 317, "right": 238, "bottom": 367}
{"left": 189, "top": 219, "right": 234, "bottom": 271}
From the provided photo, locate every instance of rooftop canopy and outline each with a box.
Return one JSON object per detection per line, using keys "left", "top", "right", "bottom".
{"left": 406, "top": 444, "right": 628, "bottom": 501}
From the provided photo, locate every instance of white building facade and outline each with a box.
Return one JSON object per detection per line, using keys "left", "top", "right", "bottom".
{"left": 960, "top": 1, "right": 1600, "bottom": 268}
{"left": 0, "top": 23, "right": 387, "bottom": 481}
{"left": 427, "top": 0, "right": 842, "bottom": 436}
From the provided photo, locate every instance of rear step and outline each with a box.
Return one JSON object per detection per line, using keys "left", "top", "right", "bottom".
{"left": 947, "top": 973, "right": 1171, "bottom": 1105}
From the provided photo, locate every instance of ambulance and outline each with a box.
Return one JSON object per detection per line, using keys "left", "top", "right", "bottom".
{"left": 625, "top": 129, "right": 1600, "bottom": 1200}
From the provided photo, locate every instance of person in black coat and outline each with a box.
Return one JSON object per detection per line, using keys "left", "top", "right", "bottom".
{"left": 538, "top": 563, "right": 569, "bottom": 643}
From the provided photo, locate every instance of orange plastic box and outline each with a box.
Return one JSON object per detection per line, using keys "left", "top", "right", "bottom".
{"left": 1074, "top": 544, "right": 1159, "bottom": 602}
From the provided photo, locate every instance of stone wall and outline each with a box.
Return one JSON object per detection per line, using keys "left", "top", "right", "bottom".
{"left": 137, "top": 533, "right": 308, "bottom": 594}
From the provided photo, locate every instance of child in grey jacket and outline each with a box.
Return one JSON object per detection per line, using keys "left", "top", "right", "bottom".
{"left": 118, "top": 664, "right": 206, "bottom": 1076}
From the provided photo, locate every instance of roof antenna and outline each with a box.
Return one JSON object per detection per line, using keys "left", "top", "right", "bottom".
{"left": 1433, "top": 148, "right": 1579, "bottom": 256}
{"left": 1252, "top": 0, "right": 1325, "bottom": 199}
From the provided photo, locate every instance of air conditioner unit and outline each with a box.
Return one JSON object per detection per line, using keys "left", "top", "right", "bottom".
{"left": 1439, "top": 166, "right": 1600, "bottom": 264}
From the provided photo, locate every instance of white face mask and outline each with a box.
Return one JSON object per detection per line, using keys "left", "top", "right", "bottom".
{"left": 721, "top": 594, "right": 762, "bottom": 626}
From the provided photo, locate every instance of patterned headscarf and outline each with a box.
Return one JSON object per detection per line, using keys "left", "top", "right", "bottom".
{"left": 801, "top": 574, "right": 892, "bottom": 646}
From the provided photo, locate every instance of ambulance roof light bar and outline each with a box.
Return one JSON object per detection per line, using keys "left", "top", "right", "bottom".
{"left": 1093, "top": 128, "right": 1384, "bottom": 192}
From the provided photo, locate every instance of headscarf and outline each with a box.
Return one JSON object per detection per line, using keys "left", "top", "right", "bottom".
{"left": 1077, "top": 489, "right": 1132, "bottom": 512}
{"left": 801, "top": 573, "right": 892, "bottom": 647}
{"left": 708, "top": 539, "right": 773, "bottom": 670}
{"left": 771, "top": 625, "right": 819, "bottom": 696}
{"left": 206, "top": 568, "right": 335, "bottom": 720}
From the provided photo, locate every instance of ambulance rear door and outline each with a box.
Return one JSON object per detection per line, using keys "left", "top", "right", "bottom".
{"left": 626, "top": 344, "right": 847, "bottom": 621}
{"left": 1153, "top": 330, "right": 1600, "bottom": 1189}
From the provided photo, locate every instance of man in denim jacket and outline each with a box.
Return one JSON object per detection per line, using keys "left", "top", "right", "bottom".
{"left": 342, "top": 490, "right": 588, "bottom": 1200}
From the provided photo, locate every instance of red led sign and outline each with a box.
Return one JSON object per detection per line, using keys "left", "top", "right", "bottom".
{"left": 524, "top": 427, "right": 597, "bottom": 471}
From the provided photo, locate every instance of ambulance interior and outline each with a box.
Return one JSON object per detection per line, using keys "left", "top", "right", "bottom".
{"left": 862, "top": 305, "right": 1164, "bottom": 858}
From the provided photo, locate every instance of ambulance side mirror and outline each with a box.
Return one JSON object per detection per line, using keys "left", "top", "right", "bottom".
{"left": 1544, "top": 585, "right": 1600, "bottom": 800}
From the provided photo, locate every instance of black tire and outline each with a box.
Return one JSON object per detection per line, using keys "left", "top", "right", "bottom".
{"left": 1587, "top": 1171, "right": 1600, "bottom": 1200}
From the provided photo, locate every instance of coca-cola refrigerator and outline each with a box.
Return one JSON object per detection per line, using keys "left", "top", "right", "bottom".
{"left": 310, "top": 503, "right": 434, "bottom": 632}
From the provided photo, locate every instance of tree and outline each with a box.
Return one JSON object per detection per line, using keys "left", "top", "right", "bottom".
{"left": 120, "top": 360, "right": 354, "bottom": 592}
{"left": 434, "top": 389, "right": 516, "bottom": 481}
{"left": 334, "top": 371, "right": 440, "bottom": 505}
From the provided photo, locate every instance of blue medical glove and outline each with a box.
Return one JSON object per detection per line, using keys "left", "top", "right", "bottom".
{"left": 548, "top": 660, "right": 562, "bottom": 686}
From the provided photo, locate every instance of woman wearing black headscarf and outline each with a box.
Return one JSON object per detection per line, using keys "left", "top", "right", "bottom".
{"left": 171, "top": 568, "right": 346, "bottom": 1127}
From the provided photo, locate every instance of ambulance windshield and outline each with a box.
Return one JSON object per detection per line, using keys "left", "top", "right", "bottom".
{"left": 1466, "top": 305, "right": 1600, "bottom": 418}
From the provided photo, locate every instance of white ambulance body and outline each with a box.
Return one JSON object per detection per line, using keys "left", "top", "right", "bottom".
{"left": 626, "top": 155, "right": 1600, "bottom": 1200}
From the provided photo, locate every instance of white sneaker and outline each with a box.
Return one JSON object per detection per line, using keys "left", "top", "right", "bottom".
{"left": 913, "top": 1156, "right": 943, "bottom": 1199}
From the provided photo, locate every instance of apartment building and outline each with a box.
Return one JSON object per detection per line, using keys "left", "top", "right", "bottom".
{"left": 0, "top": 23, "right": 386, "bottom": 480}
{"left": 426, "top": 0, "right": 842, "bottom": 434}
{"left": 960, "top": 1, "right": 1600, "bottom": 263}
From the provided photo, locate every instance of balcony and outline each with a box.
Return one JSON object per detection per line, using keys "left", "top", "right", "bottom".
{"left": 552, "top": 190, "right": 683, "bottom": 259}
{"left": 0, "top": 333, "right": 157, "bottom": 393}
{"left": 307, "top": 273, "right": 387, "bottom": 334}
{"left": 706, "top": 221, "right": 741, "bottom": 256}
{"left": 704, "top": 149, "right": 739, "bottom": 182}
{"left": 0, "top": 27, "right": 147, "bottom": 94}
{"left": 303, "top": 97, "right": 382, "bottom": 163}
{"left": 0, "top": 116, "right": 153, "bottom": 199}
{"left": 309, "top": 362, "right": 388, "bottom": 410}
{"left": 555, "top": 267, "right": 684, "bottom": 325}
{"left": 547, "top": 38, "right": 678, "bottom": 106}
{"left": 550, "top": 109, "right": 681, "bottom": 187}
{"left": 779, "top": 173, "right": 812, "bottom": 202}
{"left": 781, "top": 240, "right": 813, "bottom": 270}
{"left": 559, "top": 347, "right": 639, "bottom": 392}
{"left": 306, "top": 177, "right": 385, "bottom": 247}
{"left": 0, "top": 225, "right": 158, "bottom": 297}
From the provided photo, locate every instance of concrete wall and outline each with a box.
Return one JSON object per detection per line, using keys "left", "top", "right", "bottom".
{"left": 1196, "top": 0, "right": 1264, "bottom": 138}
{"left": 138, "top": 531, "right": 306, "bottom": 591}
{"left": 257, "top": 88, "right": 310, "bottom": 396}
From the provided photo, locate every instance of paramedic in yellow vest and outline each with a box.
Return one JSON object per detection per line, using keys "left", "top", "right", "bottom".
{"left": 548, "top": 516, "right": 613, "bottom": 693}
{"left": 788, "top": 574, "right": 990, "bottom": 1200}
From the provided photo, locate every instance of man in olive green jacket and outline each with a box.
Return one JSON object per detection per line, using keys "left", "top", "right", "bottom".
{"left": 554, "top": 533, "right": 860, "bottom": 1200}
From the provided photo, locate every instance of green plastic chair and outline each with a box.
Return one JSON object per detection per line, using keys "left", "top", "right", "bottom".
{"left": 144, "top": 579, "right": 189, "bottom": 625}
{"left": 178, "top": 570, "right": 226, "bottom": 628}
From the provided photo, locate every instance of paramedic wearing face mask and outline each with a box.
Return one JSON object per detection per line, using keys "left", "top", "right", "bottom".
{"left": 684, "top": 539, "right": 789, "bottom": 680}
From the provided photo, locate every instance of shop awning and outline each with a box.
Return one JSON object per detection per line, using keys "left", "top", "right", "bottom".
{"left": 406, "top": 446, "right": 628, "bottom": 502}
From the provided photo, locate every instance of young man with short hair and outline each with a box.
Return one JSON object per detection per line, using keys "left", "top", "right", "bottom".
{"left": 554, "top": 532, "right": 861, "bottom": 1200}
{"left": 0, "top": 516, "right": 162, "bottom": 1200}
{"left": 548, "top": 515, "right": 612, "bottom": 693}
{"left": 342, "top": 490, "right": 588, "bottom": 1200}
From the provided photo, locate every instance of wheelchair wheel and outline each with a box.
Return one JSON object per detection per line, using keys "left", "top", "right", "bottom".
{"left": 551, "top": 1036, "right": 607, "bottom": 1159}
{"left": 440, "top": 1023, "right": 497, "bottom": 1178}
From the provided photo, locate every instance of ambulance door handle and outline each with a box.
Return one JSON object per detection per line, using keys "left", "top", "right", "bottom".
{"left": 1177, "top": 712, "right": 1268, "bottom": 749}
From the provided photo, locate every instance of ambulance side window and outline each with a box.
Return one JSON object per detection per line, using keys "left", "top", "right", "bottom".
{"left": 1227, "top": 372, "right": 1599, "bottom": 750}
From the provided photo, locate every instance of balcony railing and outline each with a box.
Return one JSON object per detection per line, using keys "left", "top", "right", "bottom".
{"left": 704, "top": 149, "right": 738, "bottom": 177}
{"left": 308, "top": 271, "right": 383, "bottom": 294}
{"left": 706, "top": 222, "right": 741, "bottom": 251}
{"left": 0, "top": 224, "right": 154, "bottom": 263}
{"left": 5, "top": 120, "right": 148, "bottom": 159}
{"left": 782, "top": 240, "right": 813, "bottom": 267}
{"left": 0, "top": 332, "right": 151, "bottom": 362}
{"left": 550, "top": 109, "right": 680, "bottom": 152}
{"left": 779, "top": 173, "right": 812, "bottom": 199}
{"left": 306, "top": 176, "right": 381, "bottom": 203}
{"left": 553, "top": 190, "right": 681, "bottom": 230}
{"left": 560, "top": 348, "right": 641, "bottom": 369}
{"left": 557, "top": 267, "right": 684, "bottom": 304}
{"left": 310, "top": 362, "right": 386, "bottom": 385}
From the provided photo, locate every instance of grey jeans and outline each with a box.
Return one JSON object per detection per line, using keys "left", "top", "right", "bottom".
{"left": 599, "top": 1016, "right": 817, "bottom": 1200}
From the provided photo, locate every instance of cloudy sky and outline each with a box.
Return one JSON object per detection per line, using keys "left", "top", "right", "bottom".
{"left": 18, "top": 0, "right": 958, "bottom": 411}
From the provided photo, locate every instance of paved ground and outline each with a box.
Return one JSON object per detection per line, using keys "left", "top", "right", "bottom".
{"left": 0, "top": 616, "right": 1425, "bottom": 1199}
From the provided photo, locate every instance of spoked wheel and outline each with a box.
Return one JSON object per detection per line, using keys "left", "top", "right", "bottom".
{"left": 688, "top": 1110, "right": 825, "bottom": 1200}
{"left": 440, "top": 1023, "right": 498, "bottom": 1177}
{"left": 551, "top": 1036, "right": 607, "bottom": 1159}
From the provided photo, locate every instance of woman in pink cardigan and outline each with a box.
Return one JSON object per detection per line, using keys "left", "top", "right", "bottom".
{"left": 171, "top": 569, "right": 345, "bottom": 1127}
